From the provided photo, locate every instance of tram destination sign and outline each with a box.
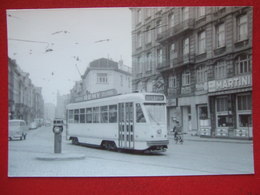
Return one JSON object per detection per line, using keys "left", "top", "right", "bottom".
{"left": 145, "top": 95, "right": 164, "bottom": 101}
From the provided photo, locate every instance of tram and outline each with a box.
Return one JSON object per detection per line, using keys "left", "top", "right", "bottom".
{"left": 66, "top": 92, "right": 169, "bottom": 152}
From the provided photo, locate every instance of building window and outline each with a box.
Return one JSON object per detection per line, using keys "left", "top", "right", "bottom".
{"left": 183, "top": 38, "right": 189, "bottom": 55}
{"left": 170, "top": 43, "right": 177, "bottom": 59}
{"left": 146, "top": 26, "right": 152, "bottom": 43}
{"left": 216, "top": 23, "right": 225, "bottom": 48}
{"left": 197, "top": 7, "right": 206, "bottom": 18}
{"left": 145, "top": 8, "right": 151, "bottom": 19}
{"left": 136, "top": 56, "right": 142, "bottom": 74}
{"left": 157, "top": 49, "right": 163, "bottom": 66}
{"left": 237, "top": 14, "right": 248, "bottom": 41}
{"left": 216, "top": 96, "right": 228, "bottom": 112}
{"left": 137, "top": 9, "right": 142, "bottom": 24}
{"left": 157, "top": 20, "right": 162, "bottom": 35}
{"left": 169, "top": 75, "right": 177, "bottom": 88}
{"left": 97, "top": 73, "right": 108, "bottom": 84}
{"left": 182, "top": 7, "right": 189, "bottom": 21}
{"left": 198, "top": 31, "right": 206, "bottom": 54}
{"left": 146, "top": 52, "right": 152, "bottom": 71}
{"left": 214, "top": 61, "right": 227, "bottom": 79}
{"left": 120, "top": 75, "right": 123, "bottom": 86}
{"left": 182, "top": 71, "right": 190, "bottom": 86}
{"left": 196, "top": 65, "right": 207, "bottom": 83}
{"left": 169, "top": 13, "right": 175, "bottom": 27}
{"left": 137, "top": 32, "right": 142, "bottom": 48}
{"left": 235, "top": 54, "right": 251, "bottom": 75}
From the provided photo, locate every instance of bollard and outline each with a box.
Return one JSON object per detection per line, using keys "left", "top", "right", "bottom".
{"left": 53, "top": 119, "right": 64, "bottom": 154}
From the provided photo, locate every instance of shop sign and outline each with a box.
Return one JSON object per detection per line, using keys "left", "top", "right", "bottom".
{"left": 74, "top": 89, "right": 117, "bottom": 102}
{"left": 167, "top": 98, "right": 177, "bottom": 107}
{"left": 208, "top": 75, "right": 252, "bottom": 92}
{"left": 196, "top": 82, "right": 208, "bottom": 91}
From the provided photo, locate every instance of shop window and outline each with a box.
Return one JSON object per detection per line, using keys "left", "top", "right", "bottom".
{"left": 136, "top": 103, "right": 146, "bottom": 123}
{"left": 239, "top": 114, "right": 252, "bottom": 127}
{"left": 199, "top": 106, "right": 208, "bottom": 120}
{"left": 80, "top": 108, "right": 85, "bottom": 123}
{"left": 217, "top": 115, "right": 232, "bottom": 127}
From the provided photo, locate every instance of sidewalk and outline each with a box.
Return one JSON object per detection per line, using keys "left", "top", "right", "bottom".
{"left": 168, "top": 134, "right": 253, "bottom": 144}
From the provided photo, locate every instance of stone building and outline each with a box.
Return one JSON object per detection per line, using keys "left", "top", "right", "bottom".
{"left": 131, "top": 7, "right": 252, "bottom": 139}
{"left": 8, "top": 58, "right": 44, "bottom": 124}
{"left": 70, "top": 58, "right": 132, "bottom": 103}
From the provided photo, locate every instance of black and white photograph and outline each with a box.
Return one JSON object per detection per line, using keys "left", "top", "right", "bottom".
{"left": 7, "top": 7, "right": 254, "bottom": 177}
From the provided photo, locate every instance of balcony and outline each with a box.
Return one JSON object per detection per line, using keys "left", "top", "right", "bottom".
{"left": 157, "top": 19, "right": 195, "bottom": 42}
{"left": 157, "top": 53, "right": 195, "bottom": 72}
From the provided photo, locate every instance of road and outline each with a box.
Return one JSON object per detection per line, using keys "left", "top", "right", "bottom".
{"left": 8, "top": 126, "right": 254, "bottom": 177}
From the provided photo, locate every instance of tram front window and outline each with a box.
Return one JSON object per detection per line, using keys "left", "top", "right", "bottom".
{"left": 144, "top": 103, "right": 166, "bottom": 125}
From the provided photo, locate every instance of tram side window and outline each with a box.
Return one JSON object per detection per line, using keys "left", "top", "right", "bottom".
{"left": 101, "top": 106, "right": 108, "bottom": 123}
{"left": 74, "top": 109, "right": 79, "bottom": 123}
{"left": 136, "top": 103, "right": 146, "bottom": 123}
{"left": 68, "top": 110, "right": 74, "bottom": 123}
{"left": 109, "top": 105, "right": 117, "bottom": 123}
{"left": 93, "top": 107, "right": 100, "bottom": 123}
{"left": 86, "top": 108, "right": 92, "bottom": 123}
{"left": 80, "top": 108, "right": 86, "bottom": 123}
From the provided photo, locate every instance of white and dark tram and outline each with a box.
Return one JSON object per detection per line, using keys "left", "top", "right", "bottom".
{"left": 66, "top": 92, "right": 169, "bottom": 152}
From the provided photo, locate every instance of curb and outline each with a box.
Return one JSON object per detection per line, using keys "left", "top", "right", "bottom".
{"left": 35, "top": 152, "right": 86, "bottom": 161}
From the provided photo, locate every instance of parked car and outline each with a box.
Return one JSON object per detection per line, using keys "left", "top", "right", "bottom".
{"left": 29, "top": 122, "right": 38, "bottom": 130}
{"left": 8, "top": 120, "right": 28, "bottom": 140}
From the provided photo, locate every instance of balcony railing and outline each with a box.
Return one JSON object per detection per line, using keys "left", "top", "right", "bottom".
{"left": 157, "top": 53, "right": 195, "bottom": 71}
{"left": 157, "top": 19, "right": 195, "bottom": 42}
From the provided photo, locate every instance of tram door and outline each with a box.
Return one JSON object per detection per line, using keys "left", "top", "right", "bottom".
{"left": 118, "top": 102, "right": 134, "bottom": 149}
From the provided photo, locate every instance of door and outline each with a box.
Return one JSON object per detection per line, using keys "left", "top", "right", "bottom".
{"left": 118, "top": 102, "right": 134, "bottom": 149}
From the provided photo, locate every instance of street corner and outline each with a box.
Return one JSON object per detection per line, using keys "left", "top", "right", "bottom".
{"left": 35, "top": 152, "right": 86, "bottom": 161}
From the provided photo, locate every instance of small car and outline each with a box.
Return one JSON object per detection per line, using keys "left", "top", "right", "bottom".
{"left": 29, "top": 122, "right": 38, "bottom": 130}
{"left": 8, "top": 120, "right": 28, "bottom": 140}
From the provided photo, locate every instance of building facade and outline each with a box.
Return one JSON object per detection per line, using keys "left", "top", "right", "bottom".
{"left": 131, "top": 7, "right": 252, "bottom": 139}
{"left": 70, "top": 58, "right": 132, "bottom": 103}
{"left": 8, "top": 58, "right": 44, "bottom": 124}
{"left": 55, "top": 92, "right": 70, "bottom": 119}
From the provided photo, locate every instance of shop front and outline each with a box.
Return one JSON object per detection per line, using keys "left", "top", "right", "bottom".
{"left": 208, "top": 74, "right": 252, "bottom": 139}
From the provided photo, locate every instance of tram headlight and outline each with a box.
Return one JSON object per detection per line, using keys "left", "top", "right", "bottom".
{"left": 157, "top": 129, "right": 162, "bottom": 134}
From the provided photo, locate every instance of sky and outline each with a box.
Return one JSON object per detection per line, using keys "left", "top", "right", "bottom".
{"left": 7, "top": 8, "right": 132, "bottom": 105}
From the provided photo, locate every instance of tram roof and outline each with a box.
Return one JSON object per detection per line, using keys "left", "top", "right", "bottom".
{"left": 66, "top": 92, "right": 166, "bottom": 109}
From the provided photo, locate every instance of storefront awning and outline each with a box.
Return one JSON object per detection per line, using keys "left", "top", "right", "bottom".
{"left": 208, "top": 87, "right": 252, "bottom": 96}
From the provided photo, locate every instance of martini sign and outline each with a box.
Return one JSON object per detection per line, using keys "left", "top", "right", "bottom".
{"left": 208, "top": 75, "right": 252, "bottom": 92}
